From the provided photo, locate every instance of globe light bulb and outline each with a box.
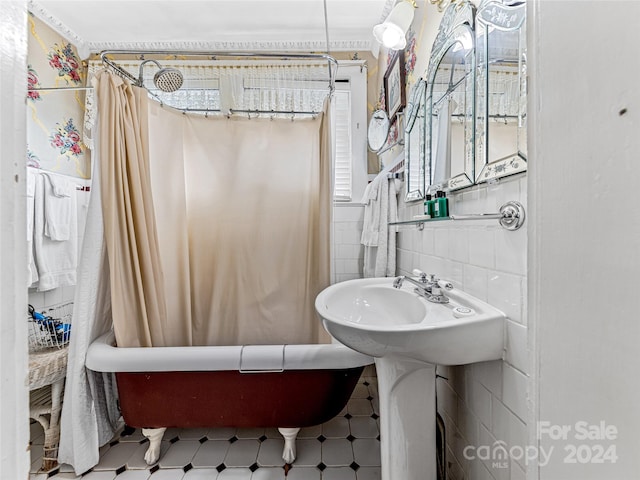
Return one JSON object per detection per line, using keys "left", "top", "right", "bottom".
{"left": 382, "top": 27, "right": 402, "bottom": 48}
{"left": 372, "top": 1, "right": 415, "bottom": 51}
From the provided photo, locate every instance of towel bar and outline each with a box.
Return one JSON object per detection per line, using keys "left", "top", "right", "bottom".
{"left": 388, "top": 201, "right": 526, "bottom": 231}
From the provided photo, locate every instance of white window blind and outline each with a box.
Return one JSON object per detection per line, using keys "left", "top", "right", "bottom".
{"left": 333, "top": 90, "right": 352, "bottom": 201}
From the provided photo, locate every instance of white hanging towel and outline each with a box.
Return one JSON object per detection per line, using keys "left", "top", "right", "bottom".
{"left": 33, "top": 173, "right": 78, "bottom": 291}
{"left": 361, "top": 175, "right": 399, "bottom": 278}
{"left": 43, "top": 172, "right": 74, "bottom": 241}
{"left": 360, "top": 180, "right": 380, "bottom": 247}
{"left": 26, "top": 167, "right": 39, "bottom": 287}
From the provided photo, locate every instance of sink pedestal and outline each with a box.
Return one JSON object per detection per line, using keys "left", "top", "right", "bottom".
{"left": 375, "top": 355, "right": 436, "bottom": 480}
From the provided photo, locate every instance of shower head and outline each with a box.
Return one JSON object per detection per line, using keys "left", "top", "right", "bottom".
{"left": 153, "top": 68, "right": 184, "bottom": 93}
{"left": 137, "top": 59, "right": 184, "bottom": 93}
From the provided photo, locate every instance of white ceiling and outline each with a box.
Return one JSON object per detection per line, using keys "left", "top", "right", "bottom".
{"left": 30, "top": 0, "right": 393, "bottom": 58}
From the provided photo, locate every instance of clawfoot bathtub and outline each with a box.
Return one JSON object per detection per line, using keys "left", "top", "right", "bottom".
{"left": 86, "top": 332, "right": 372, "bottom": 465}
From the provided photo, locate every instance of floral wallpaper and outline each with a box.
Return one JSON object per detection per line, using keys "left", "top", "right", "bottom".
{"left": 48, "top": 42, "right": 83, "bottom": 84}
{"left": 50, "top": 118, "right": 84, "bottom": 157}
{"left": 27, "top": 14, "right": 90, "bottom": 178}
{"left": 404, "top": 27, "right": 418, "bottom": 86}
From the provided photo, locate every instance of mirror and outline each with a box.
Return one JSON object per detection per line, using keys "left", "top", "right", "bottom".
{"left": 475, "top": 0, "right": 527, "bottom": 182}
{"left": 404, "top": 79, "right": 426, "bottom": 202}
{"left": 425, "top": 0, "right": 476, "bottom": 193}
{"left": 368, "top": 109, "right": 391, "bottom": 152}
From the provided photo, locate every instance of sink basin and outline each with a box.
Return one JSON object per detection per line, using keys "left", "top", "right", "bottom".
{"left": 316, "top": 277, "right": 507, "bottom": 480}
{"left": 315, "top": 277, "right": 506, "bottom": 365}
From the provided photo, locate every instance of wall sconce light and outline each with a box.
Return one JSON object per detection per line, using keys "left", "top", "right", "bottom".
{"left": 373, "top": 0, "right": 417, "bottom": 50}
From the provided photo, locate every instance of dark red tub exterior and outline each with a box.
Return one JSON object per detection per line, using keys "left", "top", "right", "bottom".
{"left": 116, "top": 367, "right": 364, "bottom": 429}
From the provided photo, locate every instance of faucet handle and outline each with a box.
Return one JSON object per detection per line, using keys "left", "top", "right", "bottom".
{"left": 437, "top": 279, "right": 453, "bottom": 291}
{"left": 411, "top": 269, "right": 428, "bottom": 283}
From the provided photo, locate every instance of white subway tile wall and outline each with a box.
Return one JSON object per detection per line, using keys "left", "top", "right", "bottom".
{"left": 332, "top": 205, "right": 365, "bottom": 284}
{"left": 396, "top": 175, "right": 528, "bottom": 480}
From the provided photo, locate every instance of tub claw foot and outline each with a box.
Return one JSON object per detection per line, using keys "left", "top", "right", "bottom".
{"left": 142, "top": 427, "right": 166, "bottom": 465}
{"left": 278, "top": 427, "right": 300, "bottom": 464}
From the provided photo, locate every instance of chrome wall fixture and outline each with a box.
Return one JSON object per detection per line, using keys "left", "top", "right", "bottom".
{"left": 450, "top": 200, "right": 525, "bottom": 230}
{"left": 389, "top": 200, "right": 526, "bottom": 231}
{"left": 137, "top": 59, "right": 184, "bottom": 93}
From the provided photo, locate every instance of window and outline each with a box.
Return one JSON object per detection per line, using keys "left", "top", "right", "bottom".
{"left": 333, "top": 90, "right": 352, "bottom": 201}
{"left": 331, "top": 63, "right": 368, "bottom": 203}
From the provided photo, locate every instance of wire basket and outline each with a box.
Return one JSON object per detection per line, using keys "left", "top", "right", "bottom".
{"left": 28, "top": 302, "right": 73, "bottom": 353}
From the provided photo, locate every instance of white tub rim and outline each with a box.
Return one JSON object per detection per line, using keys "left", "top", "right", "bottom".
{"left": 86, "top": 331, "right": 373, "bottom": 373}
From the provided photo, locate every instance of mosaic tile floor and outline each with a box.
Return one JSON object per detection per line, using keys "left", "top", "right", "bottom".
{"left": 30, "top": 368, "right": 380, "bottom": 480}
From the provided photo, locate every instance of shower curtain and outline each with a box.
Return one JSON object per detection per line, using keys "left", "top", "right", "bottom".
{"left": 148, "top": 102, "right": 332, "bottom": 346}
{"left": 58, "top": 81, "right": 121, "bottom": 473}
{"left": 59, "top": 69, "right": 332, "bottom": 473}
{"left": 95, "top": 71, "right": 170, "bottom": 348}
{"left": 96, "top": 69, "right": 331, "bottom": 347}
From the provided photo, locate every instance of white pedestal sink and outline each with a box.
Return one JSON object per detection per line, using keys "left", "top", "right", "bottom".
{"left": 315, "top": 277, "right": 506, "bottom": 480}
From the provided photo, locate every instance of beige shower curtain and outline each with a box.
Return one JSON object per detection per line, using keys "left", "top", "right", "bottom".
{"left": 95, "top": 71, "right": 168, "bottom": 347}
{"left": 96, "top": 70, "right": 331, "bottom": 347}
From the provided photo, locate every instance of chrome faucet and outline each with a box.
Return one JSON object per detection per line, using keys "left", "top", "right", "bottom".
{"left": 393, "top": 269, "right": 453, "bottom": 304}
{"left": 392, "top": 274, "right": 428, "bottom": 290}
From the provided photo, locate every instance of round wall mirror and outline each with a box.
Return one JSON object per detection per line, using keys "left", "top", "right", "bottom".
{"left": 367, "top": 109, "right": 390, "bottom": 152}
